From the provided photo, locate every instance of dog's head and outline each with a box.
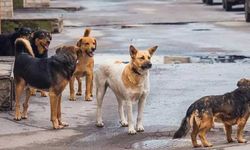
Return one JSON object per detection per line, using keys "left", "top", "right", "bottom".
{"left": 15, "top": 27, "right": 33, "bottom": 40}
{"left": 237, "top": 78, "right": 250, "bottom": 87}
{"left": 76, "top": 28, "right": 97, "bottom": 57}
{"left": 129, "top": 45, "right": 158, "bottom": 74}
{"left": 32, "top": 30, "right": 52, "bottom": 55}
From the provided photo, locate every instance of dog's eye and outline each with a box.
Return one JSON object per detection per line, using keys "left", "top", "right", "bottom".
{"left": 139, "top": 56, "right": 145, "bottom": 60}
{"left": 148, "top": 56, "right": 151, "bottom": 59}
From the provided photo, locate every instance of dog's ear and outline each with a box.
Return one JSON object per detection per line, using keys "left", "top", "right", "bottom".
{"left": 148, "top": 46, "right": 158, "bottom": 56}
{"left": 56, "top": 47, "right": 63, "bottom": 54}
{"left": 129, "top": 45, "right": 137, "bottom": 59}
{"left": 84, "top": 28, "right": 91, "bottom": 37}
{"left": 237, "top": 78, "right": 250, "bottom": 87}
{"left": 77, "top": 38, "right": 82, "bottom": 47}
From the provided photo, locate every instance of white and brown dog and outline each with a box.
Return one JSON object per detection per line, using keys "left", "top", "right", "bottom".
{"left": 95, "top": 45, "right": 158, "bottom": 134}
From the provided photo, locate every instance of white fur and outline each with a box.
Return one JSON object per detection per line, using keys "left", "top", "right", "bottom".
{"left": 95, "top": 62, "right": 150, "bottom": 134}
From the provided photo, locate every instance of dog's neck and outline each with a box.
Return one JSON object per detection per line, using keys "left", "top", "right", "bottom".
{"left": 122, "top": 63, "right": 147, "bottom": 89}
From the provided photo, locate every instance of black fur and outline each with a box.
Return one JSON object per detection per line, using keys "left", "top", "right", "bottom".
{"left": 0, "top": 27, "right": 32, "bottom": 56}
{"left": 173, "top": 86, "right": 250, "bottom": 138}
{"left": 14, "top": 49, "right": 77, "bottom": 90}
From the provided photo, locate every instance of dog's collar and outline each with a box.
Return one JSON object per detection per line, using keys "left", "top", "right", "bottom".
{"left": 132, "top": 67, "right": 141, "bottom": 76}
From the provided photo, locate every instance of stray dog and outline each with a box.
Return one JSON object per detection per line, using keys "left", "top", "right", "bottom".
{"left": 69, "top": 28, "right": 96, "bottom": 101}
{"left": 29, "top": 30, "right": 52, "bottom": 97}
{"left": 14, "top": 45, "right": 81, "bottom": 129}
{"left": 0, "top": 27, "right": 32, "bottom": 56}
{"left": 95, "top": 45, "right": 158, "bottom": 134}
{"left": 173, "top": 78, "right": 250, "bottom": 147}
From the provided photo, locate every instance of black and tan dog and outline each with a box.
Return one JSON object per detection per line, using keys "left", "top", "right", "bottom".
{"left": 29, "top": 30, "right": 52, "bottom": 97}
{"left": 69, "top": 28, "right": 96, "bottom": 101}
{"left": 14, "top": 45, "right": 81, "bottom": 129}
{"left": 173, "top": 78, "right": 250, "bottom": 147}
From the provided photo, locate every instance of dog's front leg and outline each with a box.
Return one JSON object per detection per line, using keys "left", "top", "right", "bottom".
{"left": 136, "top": 93, "right": 147, "bottom": 132}
{"left": 236, "top": 116, "right": 249, "bottom": 143}
{"left": 57, "top": 94, "right": 69, "bottom": 127}
{"left": 69, "top": 76, "right": 76, "bottom": 101}
{"left": 127, "top": 101, "right": 136, "bottom": 135}
{"left": 76, "top": 76, "right": 82, "bottom": 96}
{"left": 49, "top": 92, "right": 63, "bottom": 129}
{"left": 85, "top": 73, "right": 93, "bottom": 101}
{"left": 118, "top": 100, "right": 128, "bottom": 127}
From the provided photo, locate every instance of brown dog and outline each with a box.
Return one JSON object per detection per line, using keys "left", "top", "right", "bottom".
{"left": 173, "top": 78, "right": 250, "bottom": 147}
{"left": 14, "top": 45, "right": 81, "bottom": 129}
{"left": 69, "top": 28, "right": 96, "bottom": 101}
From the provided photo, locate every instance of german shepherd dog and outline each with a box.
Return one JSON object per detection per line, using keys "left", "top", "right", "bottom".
{"left": 0, "top": 27, "right": 32, "bottom": 56}
{"left": 29, "top": 30, "right": 52, "bottom": 97}
{"left": 69, "top": 28, "right": 96, "bottom": 101}
{"left": 173, "top": 78, "right": 250, "bottom": 147}
{"left": 14, "top": 45, "right": 81, "bottom": 129}
{"left": 95, "top": 45, "right": 158, "bottom": 134}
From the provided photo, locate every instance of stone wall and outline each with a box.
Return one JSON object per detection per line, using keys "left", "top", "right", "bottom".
{"left": 0, "top": 0, "right": 13, "bottom": 19}
{"left": 24, "top": 0, "right": 50, "bottom": 7}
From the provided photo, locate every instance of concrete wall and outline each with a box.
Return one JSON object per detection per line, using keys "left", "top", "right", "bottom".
{"left": 24, "top": 0, "right": 50, "bottom": 7}
{"left": 0, "top": 0, "right": 13, "bottom": 19}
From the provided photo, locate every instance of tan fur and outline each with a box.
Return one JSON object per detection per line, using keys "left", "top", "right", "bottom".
{"left": 69, "top": 28, "right": 96, "bottom": 101}
{"left": 15, "top": 38, "right": 35, "bottom": 57}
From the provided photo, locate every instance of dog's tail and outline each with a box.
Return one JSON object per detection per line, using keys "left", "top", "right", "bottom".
{"left": 84, "top": 28, "right": 91, "bottom": 37}
{"left": 173, "top": 115, "right": 190, "bottom": 139}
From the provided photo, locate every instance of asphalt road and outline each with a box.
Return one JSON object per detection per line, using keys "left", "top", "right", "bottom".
{"left": 1, "top": 0, "right": 250, "bottom": 149}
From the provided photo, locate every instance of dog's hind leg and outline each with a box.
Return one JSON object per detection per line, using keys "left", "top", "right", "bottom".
{"left": 191, "top": 116, "right": 202, "bottom": 148}
{"left": 14, "top": 78, "right": 25, "bottom": 121}
{"left": 224, "top": 124, "right": 234, "bottom": 143}
{"left": 127, "top": 101, "right": 136, "bottom": 135}
{"left": 76, "top": 76, "right": 82, "bottom": 96}
{"left": 69, "top": 76, "right": 76, "bottom": 101}
{"left": 236, "top": 115, "right": 249, "bottom": 143}
{"left": 118, "top": 100, "right": 128, "bottom": 127}
{"left": 21, "top": 87, "right": 32, "bottom": 119}
{"left": 95, "top": 83, "right": 107, "bottom": 127}
{"left": 198, "top": 115, "right": 213, "bottom": 147}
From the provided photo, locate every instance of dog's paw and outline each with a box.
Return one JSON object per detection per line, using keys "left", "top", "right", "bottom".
{"left": 53, "top": 125, "right": 65, "bottom": 129}
{"left": 238, "top": 138, "right": 247, "bottom": 143}
{"left": 59, "top": 121, "right": 69, "bottom": 127}
{"left": 21, "top": 114, "right": 28, "bottom": 119}
{"left": 96, "top": 122, "right": 104, "bottom": 128}
{"left": 128, "top": 128, "right": 137, "bottom": 135}
{"left": 14, "top": 112, "right": 22, "bottom": 121}
{"left": 203, "top": 143, "right": 213, "bottom": 147}
{"left": 40, "top": 92, "right": 47, "bottom": 97}
{"left": 193, "top": 144, "right": 202, "bottom": 148}
{"left": 69, "top": 97, "right": 76, "bottom": 101}
{"left": 136, "top": 125, "right": 144, "bottom": 132}
{"left": 85, "top": 97, "right": 93, "bottom": 101}
{"left": 76, "top": 92, "right": 82, "bottom": 96}
{"left": 14, "top": 116, "right": 22, "bottom": 121}
{"left": 120, "top": 121, "right": 128, "bottom": 127}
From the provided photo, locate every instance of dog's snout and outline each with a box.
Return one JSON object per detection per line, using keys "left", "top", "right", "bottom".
{"left": 91, "top": 47, "right": 96, "bottom": 51}
{"left": 141, "top": 62, "right": 152, "bottom": 69}
{"left": 47, "top": 40, "right": 51, "bottom": 45}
